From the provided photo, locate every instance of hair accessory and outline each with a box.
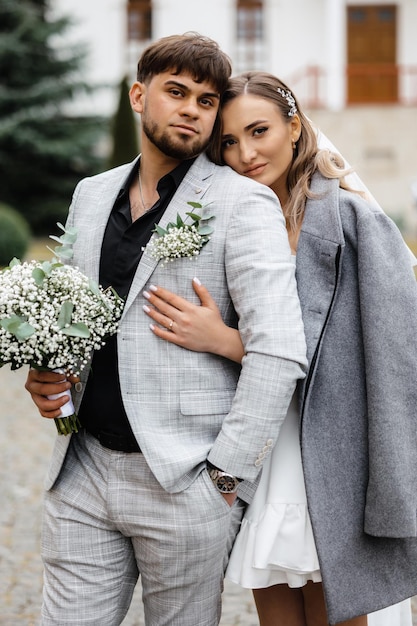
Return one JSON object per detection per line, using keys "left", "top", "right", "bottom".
{"left": 277, "top": 87, "right": 297, "bottom": 117}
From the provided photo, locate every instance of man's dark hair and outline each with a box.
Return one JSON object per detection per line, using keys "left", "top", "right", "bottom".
{"left": 137, "top": 32, "right": 232, "bottom": 95}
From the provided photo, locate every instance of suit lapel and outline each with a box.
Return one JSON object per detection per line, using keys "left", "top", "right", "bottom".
{"left": 80, "top": 158, "right": 141, "bottom": 283}
{"left": 123, "top": 154, "right": 216, "bottom": 315}
{"left": 296, "top": 174, "right": 345, "bottom": 366}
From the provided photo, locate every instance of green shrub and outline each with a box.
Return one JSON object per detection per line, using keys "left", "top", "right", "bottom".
{"left": 0, "top": 203, "right": 31, "bottom": 267}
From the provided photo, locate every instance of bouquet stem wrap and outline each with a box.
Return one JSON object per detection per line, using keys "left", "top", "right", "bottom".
{"left": 47, "top": 368, "right": 82, "bottom": 435}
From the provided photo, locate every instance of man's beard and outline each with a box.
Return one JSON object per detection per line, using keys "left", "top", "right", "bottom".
{"left": 142, "top": 117, "right": 210, "bottom": 160}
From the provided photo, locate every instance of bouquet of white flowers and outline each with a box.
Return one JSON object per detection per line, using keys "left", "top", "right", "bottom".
{"left": 0, "top": 224, "right": 124, "bottom": 435}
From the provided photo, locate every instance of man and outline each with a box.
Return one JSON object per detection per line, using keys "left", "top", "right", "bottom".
{"left": 26, "top": 33, "right": 307, "bottom": 626}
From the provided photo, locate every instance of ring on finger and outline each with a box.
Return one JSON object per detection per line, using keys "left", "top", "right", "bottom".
{"left": 168, "top": 320, "right": 174, "bottom": 331}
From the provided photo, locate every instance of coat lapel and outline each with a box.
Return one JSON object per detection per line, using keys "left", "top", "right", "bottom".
{"left": 123, "top": 154, "right": 216, "bottom": 315}
{"left": 80, "top": 157, "right": 141, "bottom": 284}
{"left": 296, "top": 174, "right": 345, "bottom": 372}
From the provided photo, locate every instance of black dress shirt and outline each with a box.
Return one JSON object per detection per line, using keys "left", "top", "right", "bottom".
{"left": 78, "top": 158, "right": 196, "bottom": 443}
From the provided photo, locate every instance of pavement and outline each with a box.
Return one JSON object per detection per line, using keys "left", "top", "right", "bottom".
{"left": 0, "top": 364, "right": 416, "bottom": 626}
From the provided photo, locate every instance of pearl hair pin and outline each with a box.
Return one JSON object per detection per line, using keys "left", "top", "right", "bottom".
{"left": 277, "top": 87, "right": 297, "bottom": 117}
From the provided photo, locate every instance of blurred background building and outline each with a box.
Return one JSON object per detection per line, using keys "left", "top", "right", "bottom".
{"left": 24, "top": 0, "right": 417, "bottom": 233}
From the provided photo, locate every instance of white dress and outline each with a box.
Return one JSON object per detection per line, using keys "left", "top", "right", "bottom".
{"left": 226, "top": 394, "right": 321, "bottom": 588}
{"left": 225, "top": 276, "right": 413, "bottom": 623}
{"left": 368, "top": 602, "right": 412, "bottom": 626}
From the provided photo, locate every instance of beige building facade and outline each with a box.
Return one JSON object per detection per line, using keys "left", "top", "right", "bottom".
{"left": 50, "top": 0, "right": 417, "bottom": 230}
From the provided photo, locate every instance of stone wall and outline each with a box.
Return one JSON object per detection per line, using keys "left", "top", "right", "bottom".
{"left": 307, "top": 106, "right": 417, "bottom": 236}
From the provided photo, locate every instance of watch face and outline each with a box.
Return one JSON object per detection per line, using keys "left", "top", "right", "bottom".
{"left": 215, "top": 474, "right": 238, "bottom": 493}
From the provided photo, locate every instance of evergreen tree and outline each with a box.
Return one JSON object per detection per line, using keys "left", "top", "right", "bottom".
{"left": 108, "top": 77, "right": 140, "bottom": 169}
{"left": 0, "top": 0, "right": 107, "bottom": 234}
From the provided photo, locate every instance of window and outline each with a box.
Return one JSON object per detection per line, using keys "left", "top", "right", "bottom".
{"left": 128, "top": 0, "right": 152, "bottom": 42}
{"left": 235, "top": 0, "right": 264, "bottom": 72}
{"left": 126, "top": 0, "right": 152, "bottom": 83}
{"left": 347, "top": 5, "right": 397, "bottom": 103}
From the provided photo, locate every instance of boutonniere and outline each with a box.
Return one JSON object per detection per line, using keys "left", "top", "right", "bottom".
{"left": 144, "top": 202, "right": 215, "bottom": 267}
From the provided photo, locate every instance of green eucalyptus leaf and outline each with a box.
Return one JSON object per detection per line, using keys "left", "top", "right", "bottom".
{"left": 187, "top": 201, "right": 203, "bottom": 210}
{"left": 14, "top": 322, "right": 35, "bottom": 341}
{"left": 176, "top": 213, "right": 185, "bottom": 227}
{"left": 55, "top": 223, "right": 78, "bottom": 241}
{"left": 88, "top": 279, "right": 101, "bottom": 298}
{"left": 9, "top": 257, "right": 21, "bottom": 268}
{"left": 32, "top": 267, "right": 46, "bottom": 286}
{"left": 41, "top": 261, "right": 54, "bottom": 275}
{"left": 186, "top": 212, "right": 202, "bottom": 222}
{"left": 61, "top": 323, "right": 90, "bottom": 338}
{"left": 53, "top": 245, "right": 74, "bottom": 261}
{"left": 64, "top": 226, "right": 78, "bottom": 239}
{"left": 198, "top": 225, "right": 214, "bottom": 236}
{"left": 201, "top": 212, "right": 215, "bottom": 221}
{"left": 1, "top": 315, "right": 35, "bottom": 341}
{"left": 57, "top": 301, "right": 74, "bottom": 329}
{"left": 45, "top": 248, "right": 65, "bottom": 266}
{"left": 1, "top": 315, "right": 21, "bottom": 330}
{"left": 58, "top": 233, "right": 78, "bottom": 245}
{"left": 49, "top": 235, "right": 64, "bottom": 245}
{"left": 48, "top": 223, "right": 78, "bottom": 261}
{"left": 154, "top": 224, "right": 167, "bottom": 236}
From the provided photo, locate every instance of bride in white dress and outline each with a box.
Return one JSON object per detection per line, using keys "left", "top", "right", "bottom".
{"left": 224, "top": 119, "right": 413, "bottom": 626}
{"left": 142, "top": 73, "right": 415, "bottom": 625}
{"left": 318, "top": 131, "right": 413, "bottom": 626}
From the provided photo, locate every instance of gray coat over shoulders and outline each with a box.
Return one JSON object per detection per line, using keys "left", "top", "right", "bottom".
{"left": 296, "top": 172, "right": 417, "bottom": 623}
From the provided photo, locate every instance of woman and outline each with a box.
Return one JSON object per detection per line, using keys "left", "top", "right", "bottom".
{"left": 142, "top": 72, "right": 417, "bottom": 625}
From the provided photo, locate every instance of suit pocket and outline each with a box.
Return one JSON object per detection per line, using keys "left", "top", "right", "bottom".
{"left": 179, "top": 389, "right": 235, "bottom": 416}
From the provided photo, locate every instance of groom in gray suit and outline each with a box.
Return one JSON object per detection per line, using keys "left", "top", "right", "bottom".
{"left": 26, "top": 33, "right": 307, "bottom": 626}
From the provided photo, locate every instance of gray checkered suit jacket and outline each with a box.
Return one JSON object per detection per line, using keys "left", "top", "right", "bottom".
{"left": 45, "top": 154, "right": 307, "bottom": 499}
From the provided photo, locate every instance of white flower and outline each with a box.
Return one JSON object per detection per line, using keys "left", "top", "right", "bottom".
{"left": 143, "top": 202, "right": 215, "bottom": 268}
{"left": 0, "top": 225, "right": 124, "bottom": 376}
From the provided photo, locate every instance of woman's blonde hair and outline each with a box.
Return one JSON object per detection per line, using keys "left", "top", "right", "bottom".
{"left": 207, "top": 71, "right": 358, "bottom": 233}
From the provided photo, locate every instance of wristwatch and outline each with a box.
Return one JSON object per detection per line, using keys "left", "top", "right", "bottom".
{"left": 207, "top": 465, "right": 242, "bottom": 494}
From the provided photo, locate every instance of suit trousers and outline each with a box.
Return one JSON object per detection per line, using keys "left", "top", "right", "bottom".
{"left": 40, "top": 430, "right": 245, "bottom": 626}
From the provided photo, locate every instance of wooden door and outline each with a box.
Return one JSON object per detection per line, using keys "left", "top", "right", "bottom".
{"left": 347, "top": 5, "right": 398, "bottom": 104}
